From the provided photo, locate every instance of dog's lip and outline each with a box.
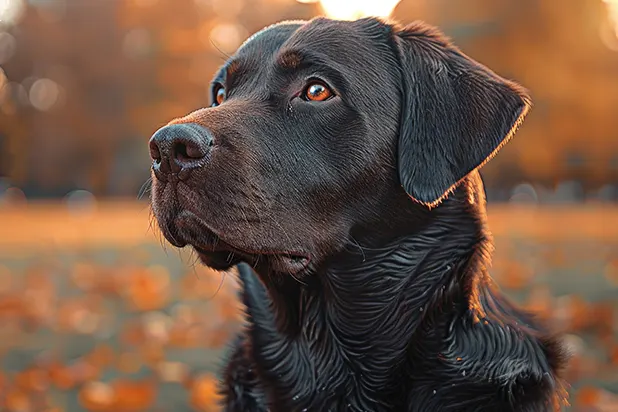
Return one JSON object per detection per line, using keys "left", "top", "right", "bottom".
{"left": 192, "top": 244, "right": 311, "bottom": 274}
{"left": 190, "top": 248, "right": 242, "bottom": 271}
{"left": 193, "top": 244, "right": 308, "bottom": 260}
{"left": 173, "top": 210, "right": 311, "bottom": 272}
{"left": 193, "top": 244, "right": 311, "bottom": 275}
{"left": 159, "top": 218, "right": 187, "bottom": 248}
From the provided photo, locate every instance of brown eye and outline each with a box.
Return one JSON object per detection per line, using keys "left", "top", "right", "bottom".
{"left": 214, "top": 86, "right": 226, "bottom": 106}
{"left": 304, "top": 82, "right": 333, "bottom": 102}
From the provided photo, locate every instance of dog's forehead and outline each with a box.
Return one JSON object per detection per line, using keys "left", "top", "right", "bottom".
{"left": 235, "top": 18, "right": 390, "bottom": 75}
{"left": 279, "top": 18, "right": 389, "bottom": 69}
{"left": 282, "top": 19, "right": 367, "bottom": 50}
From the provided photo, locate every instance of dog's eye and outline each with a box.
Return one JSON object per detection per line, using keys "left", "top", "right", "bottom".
{"left": 303, "top": 82, "right": 333, "bottom": 102}
{"left": 213, "top": 85, "right": 226, "bottom": 106}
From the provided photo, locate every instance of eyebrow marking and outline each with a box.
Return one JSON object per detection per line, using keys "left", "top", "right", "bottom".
{"left": 277, "top": 50, "right": 303, "bottom": 70}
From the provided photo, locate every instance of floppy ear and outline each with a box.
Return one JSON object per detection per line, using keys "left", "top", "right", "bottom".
{"left": 393, "top": 22, "right": 531, "bottom": 207}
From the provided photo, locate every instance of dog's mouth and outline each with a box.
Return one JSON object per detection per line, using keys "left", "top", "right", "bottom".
{"left": 193, "top": 246, "right": 310, "bottom": 273}
{"left": 191, "top": 247, "right": 244, "bottom": 272}
{"left": 159, "top": 209, "right": 310, "bottom": 274}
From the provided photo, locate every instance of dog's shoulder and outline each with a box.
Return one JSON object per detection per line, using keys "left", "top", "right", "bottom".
{"left": 405, "top": 286, "right": 569, "bottom": 412}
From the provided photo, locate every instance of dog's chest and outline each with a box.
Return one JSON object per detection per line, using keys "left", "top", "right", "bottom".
{"left": 248, "top": 248, "right": 463, "bottom": 411}
{"left": 271, "top": 288, "right": 416, "bottom": 411}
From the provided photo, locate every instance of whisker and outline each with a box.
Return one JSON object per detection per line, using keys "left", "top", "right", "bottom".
{"left": 227, "top": 252, "right": 236, "bottom": 263}
{"left": 138, "top": 177, "right": 153, "bottom": 201}
{"left": 189, "top": 249, "right": 201, "bottom": 273}
{"left": 207, "top": 271, "right": 227, "bottom": 300}
{"left": 209, "top": 38, "right": 231, "bottom": 60}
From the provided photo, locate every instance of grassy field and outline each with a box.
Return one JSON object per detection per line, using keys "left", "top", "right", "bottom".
{"left": 0, "top": 201, "right": 617, "bottom": 411}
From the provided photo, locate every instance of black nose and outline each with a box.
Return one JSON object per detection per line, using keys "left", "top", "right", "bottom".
{"left": 149, "top": 123, "right": 214, "bottom": 179}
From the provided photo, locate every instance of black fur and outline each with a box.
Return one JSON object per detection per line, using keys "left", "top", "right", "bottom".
{"left": 149, "top": 17, "right": 569, "bottom": 412}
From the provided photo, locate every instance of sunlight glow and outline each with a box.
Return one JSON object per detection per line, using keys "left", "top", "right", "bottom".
{"left": 602, "top": 0, "right": 618, "bottom": 50}
{"left": 0, "top": 0, "right": 24, "bottom": 25}
{"left": 297, "top": 0, "right": 401, "bottom": 20}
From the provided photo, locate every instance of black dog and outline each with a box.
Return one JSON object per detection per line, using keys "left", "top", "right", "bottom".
{"left": 149, "top": 17, "right": 568, "bottom": 412}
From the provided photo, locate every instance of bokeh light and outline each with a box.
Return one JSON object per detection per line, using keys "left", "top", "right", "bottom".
{"left": 603, "top": 0, "right": 618, "bottom": 38}
{"left": 509, "top": 183, "right": 539, "bottom": 204}
{"left": 0, "top": 31, "right": 16, "bottom": 64}
{"left": 601, "top": 0, "right": 618, "bottom": 50}
{"left": 64, "top": 189, "right": 98, "bottom": 217}
{"left": 0, "top": 0, "right": 25, "bottom": 25}
{"left": 29, "top": 77, "right": 60, "bottom": 111}
{"left": 207, "top": 23, "right": 249, "bottom": 55}
{"left": 0, "top": 186, "right": 26, "bottom": 205}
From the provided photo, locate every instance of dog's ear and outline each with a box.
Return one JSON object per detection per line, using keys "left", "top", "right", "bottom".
{"left": 392, "top": 22, "right": 531, "bottom": 207}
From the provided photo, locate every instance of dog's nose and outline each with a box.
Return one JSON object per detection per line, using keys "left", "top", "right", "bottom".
{"left": 149, "top": 123, "right": 214, "bottom": 178}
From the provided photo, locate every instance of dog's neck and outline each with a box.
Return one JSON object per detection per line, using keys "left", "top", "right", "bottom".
{"left": 239, "top": 174, "right": 493, "bottom": 409}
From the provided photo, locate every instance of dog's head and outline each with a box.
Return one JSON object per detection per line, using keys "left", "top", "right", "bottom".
{"left": 149, "top": 17, "right": 529, "bottom": 275}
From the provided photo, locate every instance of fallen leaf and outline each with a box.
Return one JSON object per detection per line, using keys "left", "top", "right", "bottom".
{"left": 79, "top": 381, "right": 115, "bottom": 411}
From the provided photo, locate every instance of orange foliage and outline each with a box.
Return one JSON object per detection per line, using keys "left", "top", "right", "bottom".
{"left": 112, "top": 379, "right": 156, "bottom": 411}
{"left": 578, "top": 386, "right": 602, "bottom": 406}
{"left": 4, "top": 388, "right": 32, "bottom": 412}
{"left": 123, "top": 266, "right": 170, "bottom": 312}
{"left": 49, "top": 362, "right": 77, "bottom": 390}
{"left": 79, "top": 379, "right": 156, "bottom": 411}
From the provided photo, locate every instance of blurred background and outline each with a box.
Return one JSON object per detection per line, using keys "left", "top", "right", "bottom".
{"left": 0, "top": 0, "right": 617, "bottom": 410}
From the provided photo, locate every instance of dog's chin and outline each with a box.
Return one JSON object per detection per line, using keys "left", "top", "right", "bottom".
{"left": 193, "top": 248, "right": 243, "bottom": 271}
{"left": 193, "top": 246, "right": 311, "bottom": 275}
{"left": 155, "top": 209, "right": 312, "bottom": 275}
